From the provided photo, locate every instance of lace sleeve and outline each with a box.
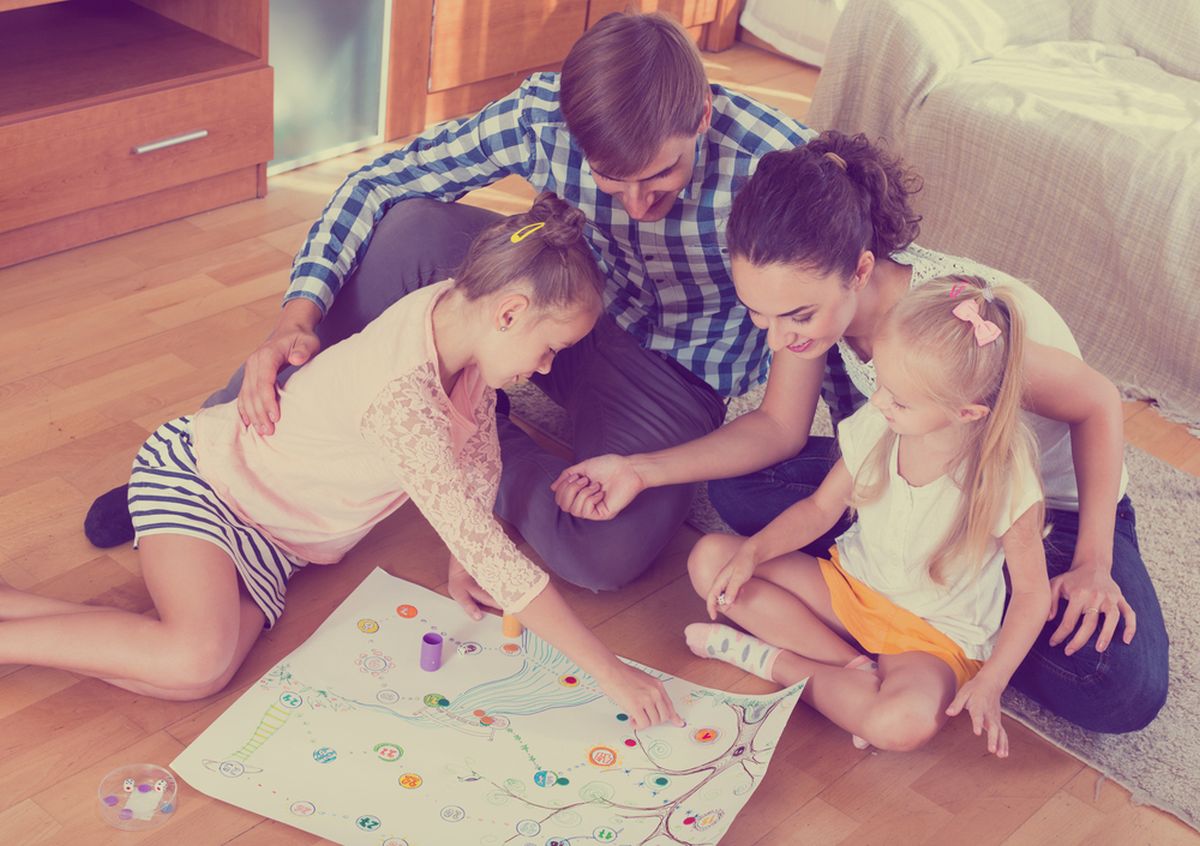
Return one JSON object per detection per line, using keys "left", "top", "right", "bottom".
{"left": 361, "top": 366, "right": 548, "bottom": 612}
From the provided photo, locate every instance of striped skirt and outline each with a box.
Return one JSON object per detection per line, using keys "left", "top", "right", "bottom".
{"left": 128, "top": 416, "right": 305, "bottom": 628}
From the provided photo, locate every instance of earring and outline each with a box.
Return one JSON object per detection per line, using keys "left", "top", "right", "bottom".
{"left": 499, "top": 325, "right": 508, "bottom": 332}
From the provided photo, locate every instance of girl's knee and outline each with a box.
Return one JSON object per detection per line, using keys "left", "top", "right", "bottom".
{"left": 861, "top": 700, "right": 943, "bottom": 752}
{"left": 687, "top": 533, "right": 740, "bottom": 594}
{"left": 157, "top": 628, "right": 239, "bottom": 695}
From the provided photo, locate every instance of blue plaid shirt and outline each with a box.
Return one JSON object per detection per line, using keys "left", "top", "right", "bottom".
{"left": 286, "top": 73, "right": 812, "bottom": 398}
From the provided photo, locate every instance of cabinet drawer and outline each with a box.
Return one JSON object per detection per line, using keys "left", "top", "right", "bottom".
{"left": 0, "top": 67, "right": 273, "bottom": 232}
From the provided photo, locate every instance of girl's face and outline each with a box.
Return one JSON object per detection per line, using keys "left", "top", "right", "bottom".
{"left": 480, "top": 298, "right": 599, "bottom": 390}
{"left": 871, "top": 332, "right": 988, "bottom": 437}
{"left": 731, "top": 258, "right": 860, "bottom": 360}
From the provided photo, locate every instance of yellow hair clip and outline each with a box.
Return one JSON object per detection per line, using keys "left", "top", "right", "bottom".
{"left": 510, "top": 222, "right": 546, "bottom": 243}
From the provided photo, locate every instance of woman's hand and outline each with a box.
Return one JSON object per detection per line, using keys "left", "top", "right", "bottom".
{"left": 704, "top": 539, "right": 761, "bottom": 620}
{"left": 551, "top": 454, "right": 646, "bottom": 520}
{"left": 945, "top": 673, "right": 1009, "bottom": 757}
{"left": 447, "top": 556, "right": 500, "bottom": 621}
{"left": 1047, "top": 563, "right": 1136, "bottom": 655}
{"left": 594, "top": 662, "right": 684, "bottom": 730}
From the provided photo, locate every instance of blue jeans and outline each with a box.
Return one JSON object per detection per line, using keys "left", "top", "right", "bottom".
{"left": 709, "top": 436, "right": 1170, "bottom": 734}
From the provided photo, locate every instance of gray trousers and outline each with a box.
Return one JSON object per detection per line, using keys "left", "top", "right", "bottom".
{"left": 207, "top": 200, "right": 726, "bottom": 590}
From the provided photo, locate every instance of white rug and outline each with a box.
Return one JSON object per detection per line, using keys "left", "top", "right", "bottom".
{"left": 508, "top": 382, "right": 1200, "bottom": 831}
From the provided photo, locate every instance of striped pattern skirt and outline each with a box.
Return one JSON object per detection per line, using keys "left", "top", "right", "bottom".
{"left": 128, "top": 416, "right": 305, "bottom": 628}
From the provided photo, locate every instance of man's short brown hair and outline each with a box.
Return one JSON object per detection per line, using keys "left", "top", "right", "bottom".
{"left": 560, "top": 11, "right": 708, "bottom": 178}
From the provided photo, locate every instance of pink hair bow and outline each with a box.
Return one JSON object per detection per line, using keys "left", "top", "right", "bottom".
{"left": 952, "top": 300, "right": 1001, "bottom": 346}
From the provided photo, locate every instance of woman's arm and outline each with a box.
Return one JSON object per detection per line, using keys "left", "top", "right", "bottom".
{"left": 1021, "top": 341, "right": 1134, "bottom": 650}
{"left": 945, "top": 503, "right": 1051, "bottom": 757}
{"left": 552, "top": 348, "right": 826, "bottom": 520}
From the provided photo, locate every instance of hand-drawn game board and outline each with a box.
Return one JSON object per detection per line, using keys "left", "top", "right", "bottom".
{"left": 172, "top": 568, "right": 805, "bottom": 845}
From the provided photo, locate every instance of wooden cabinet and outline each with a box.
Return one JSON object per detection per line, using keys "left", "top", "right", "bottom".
{"left": 0, "top": 0, "right": 273, "bottom": 268}
{"left": 387, "top": 0, "right": 734, "bottom": 140}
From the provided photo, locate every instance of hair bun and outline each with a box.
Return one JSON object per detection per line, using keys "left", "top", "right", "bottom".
{"left": 530, "top": 190, "right": 586, "bottom": 248}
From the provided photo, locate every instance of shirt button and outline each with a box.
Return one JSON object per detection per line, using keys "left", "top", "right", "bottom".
{"left": 645, "top": 254, "right": 656, "bottom": 261}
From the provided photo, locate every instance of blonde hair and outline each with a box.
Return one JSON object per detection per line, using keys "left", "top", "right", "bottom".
{"left": 455, "top": 191, "right": 603, "bottom": 312}
{"left": 853, "top": 275, "right": 1043, "bottom": 584}
{"left": 560, "top": 11, "right": 708, "bottom": 178}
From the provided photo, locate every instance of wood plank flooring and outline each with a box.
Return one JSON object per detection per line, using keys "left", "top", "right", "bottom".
{"left": 1, "top": 42, "right": 1196, "bottom": 845}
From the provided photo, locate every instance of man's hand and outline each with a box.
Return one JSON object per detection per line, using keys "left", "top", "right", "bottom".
{"left": 238, "top": 299, "right": 322, "bottom": 434}
{"left": 551, "top": 454, "right": 646, "bottom": 520}
{"left": 447, "top": 556, "right": 501, "bottom": 621}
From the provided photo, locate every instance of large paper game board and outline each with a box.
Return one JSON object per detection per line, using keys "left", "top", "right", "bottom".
{"left": 172, "top": 568, "right": 805, "bottom": 845}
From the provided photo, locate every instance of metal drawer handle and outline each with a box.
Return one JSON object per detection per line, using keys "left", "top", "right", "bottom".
{"left": 132, "top": 130, "right": 209, "bottom": 155}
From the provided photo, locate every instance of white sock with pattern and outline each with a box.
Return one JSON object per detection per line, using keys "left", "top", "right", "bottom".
{"left": 684, "top": 623, "right": 782, "bottom": 682}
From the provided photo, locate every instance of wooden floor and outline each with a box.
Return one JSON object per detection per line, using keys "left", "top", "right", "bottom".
{"left": 1, "top": 42, "right": 1197, "bottom": 846}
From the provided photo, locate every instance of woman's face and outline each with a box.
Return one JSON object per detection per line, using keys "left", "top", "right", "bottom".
{"left": 731, "top": 257, "right": 860, "bottom": 360}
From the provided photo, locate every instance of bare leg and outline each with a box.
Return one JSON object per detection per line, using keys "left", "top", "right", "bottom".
{"left": 0, "top": 535, "right": 265, "bottom": 700}
{"left": 0, "top": 585, "right": 126, "bottom": 620}
{"left": 687, "top": 533, "right": 956, "bottom": 751}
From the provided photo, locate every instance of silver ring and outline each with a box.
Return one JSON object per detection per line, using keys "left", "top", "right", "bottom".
{"left": 1084, "top": 608, "right": 1100, "bottom": 614}
{"left": 716, "top": 592, "right": 728, "bottom": 607}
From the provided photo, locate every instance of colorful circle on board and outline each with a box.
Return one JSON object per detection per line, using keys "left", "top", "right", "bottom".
{"left": 440, "top": 805, "right": 467, "bottom": 822}
{"left": 357, "top": 618, "right": 380, "bottom": 634}
{"left": 515, "top": 819, "right": 541, "bottom": 836}
{"left": 488, "top": 715, "right": 510, "bottom": 729}
{"left": 374, "top": 743, "right": 403, "bottom": 762}
{"left": 732, "top": 744, "right": 746, "bottom": 757}
{"left": 396, "top": 604, "right": 418, "bottom": 618}
{"left": 683, "top": 816, "right": 696, "bottom": 826}
{"left": 587, "top": 746, "right": 618, "bottom": 768}
{"left": 217, "top": 760, "right": 245, "bottom": 778}
{"left": 545, "top": 839, "right": 568, "bottom": 846}
{"left": 593, "top": 827, "right": 618, "bottom": 842}
{"left": 312, "top": 747, "right": 337, "bottom": 764}
{"left": 290, "top": 801, "right": 316, "bottom": 816}
{"left": 533, "top": 770, "right": 559, "bottom": 788}
{"left": 377, "top": 689, "right": 401, "bottom": 705}
{"left": 356, "top": 815, "right": 381, "bottom": 831}
{"left": 693, "top": 810, "right": 724, "bottom": 830}
{"left": 382, "top": 839, "right": 410, "bottom": 846}
{"left": 623, "top": 738, "right": 637, "bottom": 747}
{"left": 558, "top": 675, "right": 579, "bottom": 687}
{"left": 615, "top": 713, "right": 629, "bottom": 722}
{"left": 480, "top": 716, "right": 496, "bottom": 726}
{"left": 556, "top": 777, "right": 569, "bottom": 786}
{"left": 501, "top": 643, "right": 522, "bottom": 656}
{"left": 398, "top": 773, "right": 423, "bottom": 789}
{"left": 579, "top": 782, "right": 615, "bottom": 803}
{"left": 473, "top": 709, "right": 487, "bottom": 717}
{"left": 457, "top": 641, "right": 482, "bottom": 655}
{"left": 423, "top": 693, "right": 451, "bottom": 708}
{"left": 278, "top": 692, "right": 303, "bottom": 709}
{"left": 692, "top": 727, "right": 719, "bottom": 744}
{"left": 358, "top": 652, "right": 394, "bottom": 674}
{"left": 653, "top": 776, "right": 670, "bottom": 788}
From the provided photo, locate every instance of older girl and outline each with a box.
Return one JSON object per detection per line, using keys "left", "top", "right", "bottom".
{"left": 0, "top": 194, "right": 681, "bottom": 730}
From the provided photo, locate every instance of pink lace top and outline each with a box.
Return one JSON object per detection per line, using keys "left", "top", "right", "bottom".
{"left": 193, "top": 281, "right": 548, "bottom": 612}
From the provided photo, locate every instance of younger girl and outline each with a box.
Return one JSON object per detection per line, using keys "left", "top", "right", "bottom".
{"left": 686, "top": 277, "right": 1049, "bottom": 755}
{"left": 0, "top": 193, "right": 680, "bottom": 730}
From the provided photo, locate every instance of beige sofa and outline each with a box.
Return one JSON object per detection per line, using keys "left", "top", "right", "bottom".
{"left": 809, "top": 0, "right": 1200, "bottom": 430}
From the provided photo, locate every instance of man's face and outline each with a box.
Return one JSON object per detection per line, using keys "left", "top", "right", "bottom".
{"left": 589, "top": 134, "right": 698, "bottom": 221}
{"left": 587, "top": 98, "right": 711, "bottom": 221}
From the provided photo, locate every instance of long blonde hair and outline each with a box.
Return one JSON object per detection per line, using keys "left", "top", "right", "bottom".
{"left": 853, "top": 275, "right": 1042, "bottom": 584}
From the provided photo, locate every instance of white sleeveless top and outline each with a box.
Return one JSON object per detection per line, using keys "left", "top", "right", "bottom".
{"left": 835, "top": 243, "right": 1127, "bottom": 511}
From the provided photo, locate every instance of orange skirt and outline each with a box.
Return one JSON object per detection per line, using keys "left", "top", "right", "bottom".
{"left": 819, "top": 548, "right": 983, "bottom": 689}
